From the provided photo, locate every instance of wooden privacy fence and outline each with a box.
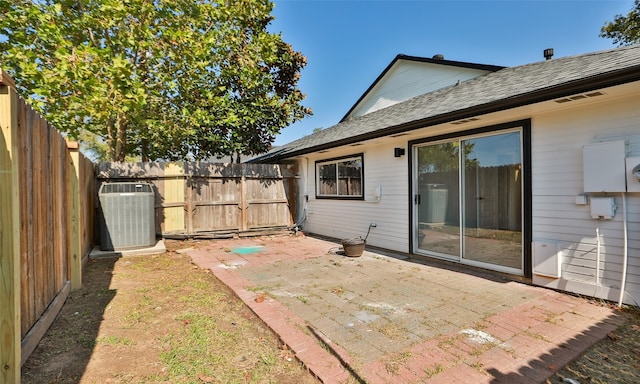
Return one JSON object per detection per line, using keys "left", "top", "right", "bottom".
{"left": 1, "top": 70, "right": 95, "bottom": 382}
{"left": 419, "top": 164, "right": 522, "bottom": 230}
{"left": 96, "top": 161, "right": 299, "bottom": 238}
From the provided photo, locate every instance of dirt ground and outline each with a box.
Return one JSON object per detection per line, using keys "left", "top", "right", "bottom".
{"left": 21, "top": 239, "right": 319, "bottom": 384}
{"left": 548, "top": 305, "right": 640, "bottom": 384}
{"left": 21, "top": 237, "right": 640, "bottom": 383}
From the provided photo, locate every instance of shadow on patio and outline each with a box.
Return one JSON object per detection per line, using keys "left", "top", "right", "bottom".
{"left": 186, "top": 234, "right": 628, "bottom": 384}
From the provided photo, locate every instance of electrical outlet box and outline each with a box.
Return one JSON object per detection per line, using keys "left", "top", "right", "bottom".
{"left": 575, "top": 195, "right": 588, "bottom": 205}
{"left": 590, "top": 197, "right": 616, "bottom": 219}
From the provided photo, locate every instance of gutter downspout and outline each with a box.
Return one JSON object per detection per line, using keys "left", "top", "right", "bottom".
{"left": 294, "top": 157, "right": 309, "bottom": 231}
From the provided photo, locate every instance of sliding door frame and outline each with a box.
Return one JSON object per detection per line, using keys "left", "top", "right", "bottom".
{"left": 408, "top": 119, "right": 532, "bottom": 278}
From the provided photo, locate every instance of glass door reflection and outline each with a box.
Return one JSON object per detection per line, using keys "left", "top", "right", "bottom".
{"left": 416, "top": 142, "right": 460, "bottom": 260}
{"left": 461, "top": 132, "right": 522, "bottom": 270}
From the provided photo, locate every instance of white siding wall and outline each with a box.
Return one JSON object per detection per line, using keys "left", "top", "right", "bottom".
{"left": 531, "top": 95, "right": 640, "bottom": 306}
{"left": 299, "top": 139, "right": 410, "bottom": 253}
{"left": 348, "top": 62, "right": 492, "bottom": 120}
{"left": 295, "top": 86, "right": 639, "bottom": 305}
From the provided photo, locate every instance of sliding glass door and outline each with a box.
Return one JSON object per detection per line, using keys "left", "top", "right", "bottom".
{"left": 414, "top": 129, "right": 523, "bottom": 274}
{"left": 415, "top": 142, "right": 461, "bottom": 260}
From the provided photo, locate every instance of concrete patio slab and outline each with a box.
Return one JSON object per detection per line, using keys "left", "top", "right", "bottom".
{"left": 89, "top": 240, "right": 166, "bottom": 259}
{"left": 185, "top": 234, "right": 625, "bottom": 384}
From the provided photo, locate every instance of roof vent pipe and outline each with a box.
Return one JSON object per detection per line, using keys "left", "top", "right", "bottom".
{"left": 544, "top": 48, "right": 554, "bottom": 60}
{"left": 432, "top": 54, "right": 445, "bottom": 60}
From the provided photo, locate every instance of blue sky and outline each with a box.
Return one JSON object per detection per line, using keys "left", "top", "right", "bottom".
{"left": 269, "top": 0, "right": 634, "bottom": 145}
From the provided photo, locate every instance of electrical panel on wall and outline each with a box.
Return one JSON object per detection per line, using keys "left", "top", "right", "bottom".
{"left": 583, "top": 140, "right": 627, "bottom": 193}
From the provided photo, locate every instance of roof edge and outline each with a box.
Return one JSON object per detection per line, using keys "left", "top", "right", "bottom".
{"left": 338, "top": 54, "right": 505, "bottom": 123}
{"left": 259, "top": 64, "right": 640, "bottom": 163}
{"left": 396, "top": 54, "right": 505, "bottom": 72}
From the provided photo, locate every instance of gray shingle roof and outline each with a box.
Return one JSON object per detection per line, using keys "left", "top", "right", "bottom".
{"left": 256, "top": 45, "right": 640, "bottom": 162}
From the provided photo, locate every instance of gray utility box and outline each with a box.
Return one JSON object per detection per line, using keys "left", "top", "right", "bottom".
{"left": 420, "top": 183, "right": 448, "bottom": 224}
{"left": 99, "top": 182, "right": 156, "bottom": 251}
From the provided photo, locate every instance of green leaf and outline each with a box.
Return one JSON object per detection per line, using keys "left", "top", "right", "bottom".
{"left": 0, "top": 0, "right": 311, "bottom": 161}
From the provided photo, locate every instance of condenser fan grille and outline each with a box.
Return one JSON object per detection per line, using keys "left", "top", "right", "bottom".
{"left": 99, "top": 182, "right": 156, "bottom": 251}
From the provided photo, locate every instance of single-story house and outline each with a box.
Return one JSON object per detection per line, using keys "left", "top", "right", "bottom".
{"left": 254, "top": 45, "right": 640, "bottom": 306}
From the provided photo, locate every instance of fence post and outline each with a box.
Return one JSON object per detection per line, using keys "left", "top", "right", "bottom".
{"left": 181, "top": 163, "right": 193, "bottom": 235}
{"left": 240, "top": 174, "right": 248, "bottom": 231}
{"left": 67, "top": 141, "right": 82, "bottom": 290}
{"left": 0, "top": 70, "right": 22, "bottom": 383}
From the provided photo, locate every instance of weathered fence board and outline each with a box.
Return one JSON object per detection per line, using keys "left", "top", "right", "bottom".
{"left": 419, "top": 164, "right": 521, "bottom": 230}
{"left": 1, "top": 70, "right": 95, "bottom": 377}
{"left": 97, "top": 162, "right": 299, "bottom": 237}
{"left": 1, "top": 68, "right": 22, "bottom": 384}
{"left": 79, "top": 146, "right": 96, "bottom": 261}
{"left": 17, "top": 94, "right": 71, "bottom": 339}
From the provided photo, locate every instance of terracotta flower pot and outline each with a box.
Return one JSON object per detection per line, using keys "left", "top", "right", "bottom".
{"left": 341, "top": 238, "right": 365, "bottom": 257}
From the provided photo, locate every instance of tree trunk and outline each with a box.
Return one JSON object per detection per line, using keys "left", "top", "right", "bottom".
{"left": 115, "top": 115, "right": 127, "bottom": 162}
{"left": 106, "top": 118, "right": 116, "bottom": 161}
{"left": 106, "top": 115, "right": 128, "bottom": 162}
{"left": 141, "top": 137, "right": 149, "bottom": 162}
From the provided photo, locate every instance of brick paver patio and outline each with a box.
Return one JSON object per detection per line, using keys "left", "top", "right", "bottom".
{"left": 186, "top": 234, "right": 625, "bottom": 384}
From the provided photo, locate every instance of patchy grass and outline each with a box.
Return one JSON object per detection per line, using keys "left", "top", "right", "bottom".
{"left": 96, "top": 335, "right": 134, "bottom": 346}
{"left": 21, "top": 240, "right": 319, "bottom": 384}
{"left": 384, "top": 351, "right": 412, "bottom": 375}
{"left": 548, "top": 305, "right": 640, "bottom": 384}
{"left": 373, "top": 322, "right": 406, "bottom": 341}
{"left": 423, "top": 363, "right": 445, "bottom": 378}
